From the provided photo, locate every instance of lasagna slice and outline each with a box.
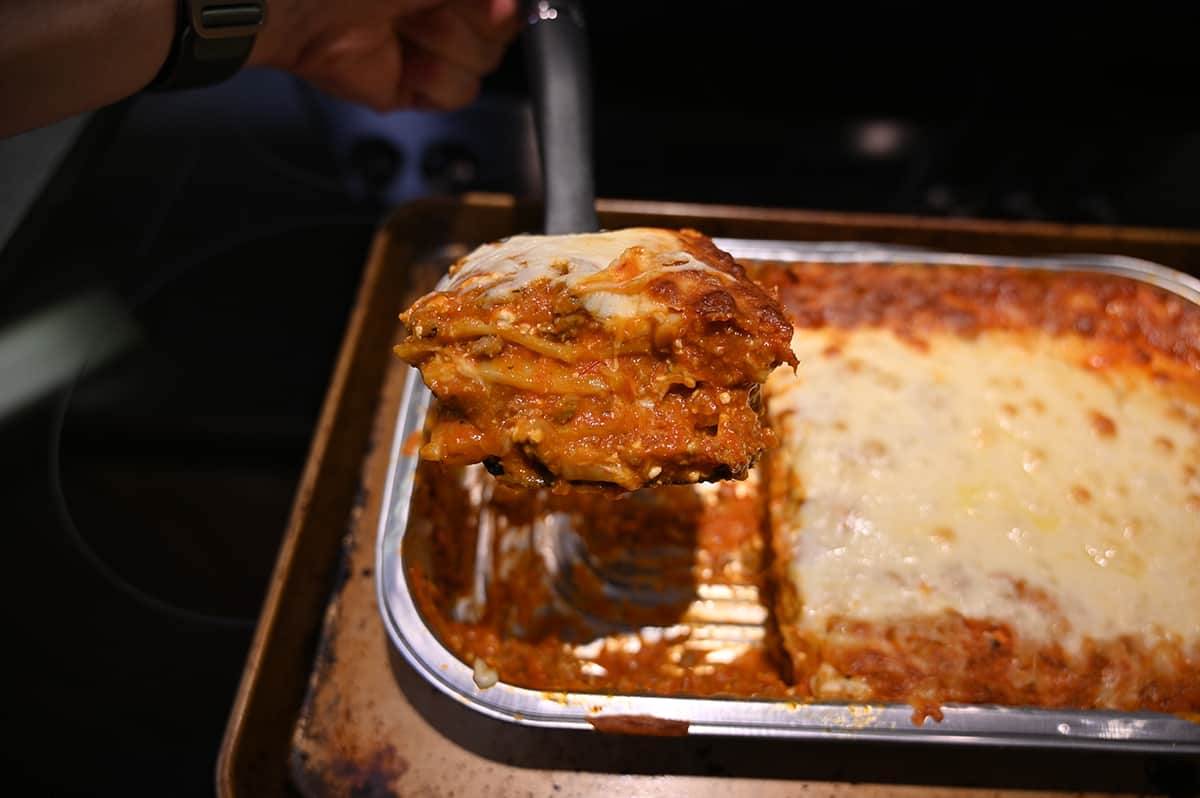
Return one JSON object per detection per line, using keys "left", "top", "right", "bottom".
{"left": 394, "top": 228, "right": 796, "bottom": 491}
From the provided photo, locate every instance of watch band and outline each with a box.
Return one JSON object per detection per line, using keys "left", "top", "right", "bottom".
{"left": 148, "top": 1, "right": 267, "bottom": 92}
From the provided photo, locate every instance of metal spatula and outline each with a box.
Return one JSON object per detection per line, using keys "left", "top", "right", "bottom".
{"left": 523, "top": 0, "right": 600, "bottom": 234}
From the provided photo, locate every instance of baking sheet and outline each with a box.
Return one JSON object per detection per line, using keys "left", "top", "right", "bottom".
{"left": 376, "top": 239, "right": 1200, "bottom": 753}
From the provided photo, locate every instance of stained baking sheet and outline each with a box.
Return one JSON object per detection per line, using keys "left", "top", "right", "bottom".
{"left": 376, "top": 239, "right": 1200, "bottom": 753}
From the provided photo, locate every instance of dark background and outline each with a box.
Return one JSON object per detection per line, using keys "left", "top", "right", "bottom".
{"left": 3, "top": 5, "right": 1200, "bottom": 796}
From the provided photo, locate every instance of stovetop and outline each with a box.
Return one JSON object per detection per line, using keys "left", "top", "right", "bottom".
{"left": 3, "top": 8, "right": 1200, "bottom": 795}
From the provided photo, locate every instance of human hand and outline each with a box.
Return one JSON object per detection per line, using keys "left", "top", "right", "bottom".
{"left": 250, "top": 0, "right": 523, "bottom": 112}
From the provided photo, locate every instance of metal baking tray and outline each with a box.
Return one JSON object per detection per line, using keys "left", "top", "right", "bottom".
{"left": 376, "top": 239, "right": 1200, "bottom": 754}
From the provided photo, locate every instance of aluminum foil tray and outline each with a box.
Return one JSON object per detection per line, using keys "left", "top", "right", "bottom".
{"left": 377, "top": 239, "right": 1200, "bottom": 753}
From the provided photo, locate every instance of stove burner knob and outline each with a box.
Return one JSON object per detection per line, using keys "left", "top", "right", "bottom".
{"left": 349, "top": 136, "right": 404, "bottom": 195}
{"left": 421, "top": 140, "right": 479, "bottom": 193}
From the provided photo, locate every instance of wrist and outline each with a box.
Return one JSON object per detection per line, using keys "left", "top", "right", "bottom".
{"left": 248, "top": 0, "right": 299, "bottom": 69}
{"left": 148, "top": 1, "right": 270, "bottom": 92}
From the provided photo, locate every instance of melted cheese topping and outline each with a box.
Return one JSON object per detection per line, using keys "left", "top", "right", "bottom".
{"left": 440, "top": 228, "right": 732, "bottom": 320}
{"left": 768, "top": 328, "right": 1200, "bottom": 651}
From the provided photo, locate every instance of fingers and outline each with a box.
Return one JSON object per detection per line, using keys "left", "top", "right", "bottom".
{"left": 252, "top": 0, "right": 445, "bottom": 69}
{"left": 393, "top": 0, "right": 522, "bottom": 111}
{"left": 293, "top": 28, "right": 408, "bottom": 112}
{"left": 396, "top": 5, "right": 509, "bottom": 75}
{"left": 400, "top": 43, "right": 482, "bottom": 110}
{"left": 454, "top": 0, "right": 524, "bottom": 44}
{"left": 282, "top": 0, "right": 522, "bottom": 114}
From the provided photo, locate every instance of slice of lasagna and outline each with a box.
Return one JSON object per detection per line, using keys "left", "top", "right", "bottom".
{"left": 394, "top": 228, "right": 797, "bottom": 492}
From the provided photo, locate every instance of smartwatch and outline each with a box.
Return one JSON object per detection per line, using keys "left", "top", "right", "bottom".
{"left": 148, "top": 1, "right": 268, "bottom": 92}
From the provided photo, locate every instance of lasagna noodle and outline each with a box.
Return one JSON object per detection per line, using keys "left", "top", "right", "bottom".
{"left": 395, "top": 228, "right": 797, "bottom": 491}
{"left": 761, "top": 262, "right": 1200, "bottom": 719}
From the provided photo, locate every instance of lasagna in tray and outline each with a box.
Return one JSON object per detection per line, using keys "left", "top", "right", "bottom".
{"left": 759, "top": 262, "right": 1200, "bottom": 721}
{"left": 393, "top": 228, "right": 797, "bottom": 492}
{"left": 407, "top": 255, "right": 1200, "bottom": 723}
